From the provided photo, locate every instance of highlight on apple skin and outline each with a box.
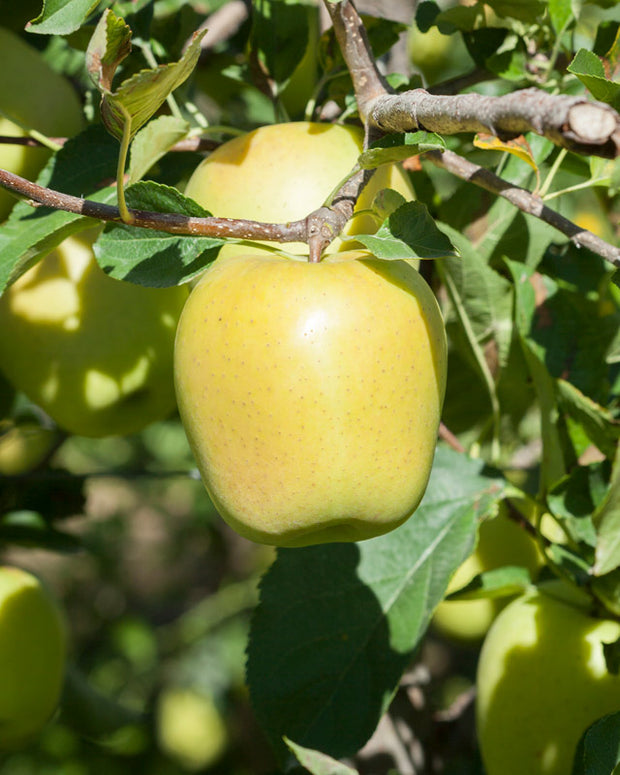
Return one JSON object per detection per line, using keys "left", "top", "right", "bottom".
{"left": 0, "top": 231, "right": 189, "bottom": 438}
{"left": 174, "top": 249, "right": 447, "bottom": 547}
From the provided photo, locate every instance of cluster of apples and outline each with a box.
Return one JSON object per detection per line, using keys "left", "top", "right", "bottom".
{"left": 2, "top": 25, "right": 618, "bottom": 775}
{"left": 0, "top": 22, "right": 448, "bottom": 546}
{"left": 434, "top": 510, "right": 620, "bottom": 774}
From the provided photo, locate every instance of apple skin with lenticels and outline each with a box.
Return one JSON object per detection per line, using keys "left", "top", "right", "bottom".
{"left": 174, "top": 248, "right": 447, "bottom": 547}
{"left": 183, "top": 121, "right": 415, "bottom": 257}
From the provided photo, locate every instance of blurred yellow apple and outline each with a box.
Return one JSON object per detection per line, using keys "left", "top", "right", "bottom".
{"left": 0, "top": 420, "right": 57, "bottom": 475}
{"left": 0, "top": 26, "right": 84, "bottom": 220}
{"left": 0, "top": 231, "right": 188, "bottom": 437}
{"left": 0, "top": 566, "right": 66, "bottom": 749}
{"left": 157, "top": 687, "right": 227, "bottom": 771}
{"left": 174, "top": 249, "right": 446, "bottom": 546}
{"left": 184, "top": 121, "right": 415, "bottom": 257}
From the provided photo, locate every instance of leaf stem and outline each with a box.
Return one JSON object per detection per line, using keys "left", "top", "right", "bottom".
{"left": 116, "top": 104, "right": 134, "bottom": 225}
{"left": 538, "top": 148, "right": 567, "bottom": 199}
{"left": 440, "top": 269, "right": 502, "bottom": 463}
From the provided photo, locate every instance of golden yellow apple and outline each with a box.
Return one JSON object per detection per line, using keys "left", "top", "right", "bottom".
{"left": 476, "top": 580, "right": 620, "bottom": 775}
{"left": 183, "top": 121, "right": 415, "bottom": 256}
{"left": 0, "top": 231, "right": 188, "bottom": 437}
{"left": 432, "top": 510, "right": 540, "bottom": 642}
{"left": 174, "top": 249, "right": 447, "bottom": 547}
{"left": 0, "top": 420, "right": 57, "bottom": 475}
{"left": 0, "top": 566, "right": 66, "bottom": 749}
{"left": 0, "top": 26, "right": 84, "bottom": 220}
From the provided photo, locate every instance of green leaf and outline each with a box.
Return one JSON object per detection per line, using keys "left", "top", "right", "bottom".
{"left": 359, "top": 132, "right": 446, "bottom": 169}
{"left": 127, "top": 115, "right": 190, "bottom": 184}
{"left": 557, "top": 380, "right": 620, "bottom": 460}
{"left": 28, "top": 0, "right": 100, "bottom": 34}
{"left": 593, "top": 445, "right": 620, "bottom": 576}
{"left": 94, "top": 182, "right": 224, "bottom": 287}
{"left": 0, "top": 473, "right": 86, "bottom": 522}
{"left": 548, "top": 0, "right": 574, "bottom": 35}
{"left": 572, "top": 712, "right": 620, "bottom": 775}
{"left": 87, "top": 8, "right": 206, "bottom": 141}
{"left": 86, "top": 8, "right": 133, "bottom": 93}
{"left": 0, "top": 126, "right": 119, "bottom": 295}
{"left": 505, "top": 260, "right": 569, "bottom": 489}
{"left": 547, "top": 464, "right": 608, "bottom": 548}
{"left": 285, "top": 738, "right": 360, "bottom": 775}
{"left": 437, "top": 224, "right": 514, "bottom": 371}
{"left": 246, "top": 445, "right": 506, "bottom": 764}
{"left": 568, "top": 49, "right": 620, "bottom": 110}
{"left": 445, "top": 564, "right": 533, "bottom": 601}
{"left": 250, "top": 0, "right": 313, "bottom": 94}
{"left": 0, "top": 511, "right": 83, "bottom": 552}
{"left": 484, "top": 0, "right": 547, "bottom": 22}
{"left": 61, "top": 665, "right": 145, "bottom": 739}
{"left": 355, "top": 201, "right": 458, "bottom": 261}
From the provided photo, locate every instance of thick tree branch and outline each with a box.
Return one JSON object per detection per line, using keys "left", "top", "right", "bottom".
{"left": 324, "top": 0, "right": 620, "bottom": 158}
{"left": 323, "top": 0, "right": 389, "bottom": 120}
{"left": 424, "top": 148, "right": 620, "bottom": 268}
{"left": 370, "top": 89, "right": 620, "bottom": 158}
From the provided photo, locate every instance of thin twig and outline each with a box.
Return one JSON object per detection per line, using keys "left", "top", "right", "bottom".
{"left": 0, "top": 168, "right": 359, "bottom": 249}
{"left": 424, "top": 148, "right": 620, "bottom": 268}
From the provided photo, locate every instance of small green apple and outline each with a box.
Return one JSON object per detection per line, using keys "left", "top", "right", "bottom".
{"left": 0, "top": 230, "right": 188, "bottom": 437}
{"left": 174, "top": 249, "right": 447, "bottom": 547}
{"left": 408, "top": 23, "right": 472, "bottom": 87}
{"left": 476, "top": 580, "right": 620, "bottom": 775}
{"left": 0, "top": 566, "right": 66, "bottom": 749}
{"left": 432, "top": 510, "right": 540, "bottom": 642}
{"left": 183, "top": 121, "right": 415, "bottom": 257}
{"left": 0, "top": 26, "right": 84, "bottom": 220}
{"left": 0, "top": 420, "right": 57, "bottom": 475}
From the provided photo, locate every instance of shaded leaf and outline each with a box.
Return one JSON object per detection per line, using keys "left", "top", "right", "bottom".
{"left": 0, "top": 127, "right": 119, "bottom": 294}
{"left": 593, "top": 445, "right": 620, "bottom": 576}
{"left": 359, "top": 132, "right": 445, "bottom": 169}
{"left": 505, "top": 260, "right": 569, "bottom": 489}
{"left": 127, "top": 115, "right": 190, "bottom": 184}
{"left": 437, "top": 223, "right": 513, "bottom": 371}
{"left": 547, "top": 464, "right": 608, "bottom": 549}
{"left": 572, "top": 712, "right": 620, "bottom": 775}
{"left": 250, "top": 0, "right": 313, "bottom": 94}
{"left": 484, "top": 0, "right": 546, "bottom": 22}
{"left": 94, "top": 182, "right": 224, "bottom": 287}
{"left": 247, "top": 446, "right": 506, "bottom": 763}
{"left": 557, "top": 379, "right": 620, "bottom": 460}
